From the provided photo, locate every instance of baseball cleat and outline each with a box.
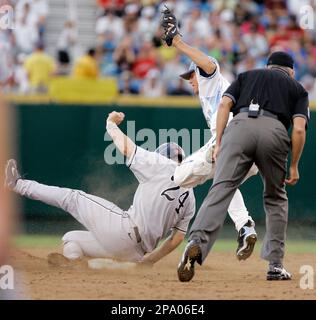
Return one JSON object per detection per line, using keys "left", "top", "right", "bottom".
{"left": 177, "top": 239, "right": 202, "bottom": 282}
{"left": 236, "top": 220, "right": 257, "bottom": 261}
{"left": 267, "top": 266, "right": 292, "bottom": 281}
{"left": 5, "top": 159, "right": 21, "bottom": 189}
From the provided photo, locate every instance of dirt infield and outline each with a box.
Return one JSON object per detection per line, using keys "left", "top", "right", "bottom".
{"left": 10, "top": 247, "right": 316, "bottom": 300}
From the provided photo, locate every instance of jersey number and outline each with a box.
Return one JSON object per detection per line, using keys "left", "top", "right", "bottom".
{"left": 161, "top": 187, "right": 190, "bottom": 214}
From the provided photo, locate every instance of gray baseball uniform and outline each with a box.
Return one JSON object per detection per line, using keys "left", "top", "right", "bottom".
{"left": 14, "top": 146, "right": 195, "bottom": 262}
{"left": 127, "top": 146, "right": 196, "bottom": 253}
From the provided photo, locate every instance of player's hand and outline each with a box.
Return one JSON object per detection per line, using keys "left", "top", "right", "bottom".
{"left": 161, "top": 5, "right": 181, "bottom": 46}
{"left": 212, "top": 143, "right": 220, "bottom": 162}
{"left": 285, "top": 165, "right": 299, "bottom": 186}
{"left": 107, "top": 111, "right": 125, "bottom": 125}
{"left": 161, "top": 5, "right": 177, "bottom": 28}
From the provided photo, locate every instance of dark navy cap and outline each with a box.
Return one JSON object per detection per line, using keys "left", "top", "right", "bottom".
{"left": 267, "top": 51, "right": 294, "bottom": 69}
{"left": 179, "top": 62, "right": 196, "bottom": 80}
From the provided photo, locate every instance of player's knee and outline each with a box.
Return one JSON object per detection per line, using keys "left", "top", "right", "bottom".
{"left": 63, "top": 241, "right": 84, "bottom": 260}
{"left": 62, "top": 232, "right": 84, "bottom": 260}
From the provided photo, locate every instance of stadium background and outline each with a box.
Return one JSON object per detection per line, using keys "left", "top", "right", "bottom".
{"left": 13, "top": 102, "right": 316, "bottom": 233}
{"left": 1, "top": 0, "right": 316, "bottom": 299}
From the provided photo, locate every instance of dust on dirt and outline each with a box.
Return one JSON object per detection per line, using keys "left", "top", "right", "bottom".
{"left": 9, "top": 248, "right": 316, "bottom": 300}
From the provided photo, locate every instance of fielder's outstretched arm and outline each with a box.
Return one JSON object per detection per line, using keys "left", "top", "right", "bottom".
{"left": 213, "top": 96, "right": 234, "bottom": 161}
{"left": 141, "top": 230, "right": 185, "bottom": 265}
{"left": 172, "top": 35, "right": 216, "bottom": 75}
{"left": 106, "top": 111, "right": 136, "bottom": 158}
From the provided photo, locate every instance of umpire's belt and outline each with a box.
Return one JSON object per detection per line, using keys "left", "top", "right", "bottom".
{"left": 237, "top": 107, "right": 279, "bottom": 120}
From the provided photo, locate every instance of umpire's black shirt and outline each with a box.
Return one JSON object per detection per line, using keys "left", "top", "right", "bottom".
{"left": 223, "top": 67, "right": 310, "bottom": 130}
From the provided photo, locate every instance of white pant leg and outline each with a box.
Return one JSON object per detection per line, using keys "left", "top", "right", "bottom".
{"left": 221, "top": 161, "right": 257, "bottom": 231}
{"left": 227, "top": 189, "right": 254, "bottom": 232}
{"left": 227, "top": 163, "right": 257, "bottom": 231}
{"left": 243, "top": 163, "right": 259, "bottom": 182}
{"left": 226, "top": 164, "right": 258, "bottom": 232}
{"left": 174, "top": 139, "right": 215, "bottom": 188}
{"left": 15, "top": 179, "right": 144, "bottom": 261}
{"left": 62, "top": 231, "right": 111, "bottom": 259}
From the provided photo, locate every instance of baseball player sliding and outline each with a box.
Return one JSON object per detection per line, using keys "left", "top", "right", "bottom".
{"left": 5, "top": 111, "right": 195, "bottom": 265}
{"left": 161, "top": 7, "right": 258, "bottom": 260}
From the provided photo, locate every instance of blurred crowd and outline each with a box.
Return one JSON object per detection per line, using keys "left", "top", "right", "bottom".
{"left": 0, "top": 0, "right": 316, "bottom": 99}
{"left": 0, "top": 0, "right": 51, "bottom": 93}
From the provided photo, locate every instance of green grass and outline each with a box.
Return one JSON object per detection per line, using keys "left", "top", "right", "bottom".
{"left": 14, "top": 235, "right": 316, "bottom": 254}
{"left": 14, "top": 235, "right": 61, "bottom": 248}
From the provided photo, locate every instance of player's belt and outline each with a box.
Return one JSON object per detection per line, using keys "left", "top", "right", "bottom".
{"left": 127, "top": 214, "right": 147, "bottom": 253}
{"left": 237, "top": 107, "right": 279, "bottom": 120}
{"left": 133, "top": 226, "right": 147, "bottom": 254}
{"left": 133, "top": 226, "right": 142, "bottom": 243}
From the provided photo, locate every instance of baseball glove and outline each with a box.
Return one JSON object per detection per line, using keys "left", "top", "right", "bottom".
{"left": 161, "top": 5, "right": 181, "bottom": 46}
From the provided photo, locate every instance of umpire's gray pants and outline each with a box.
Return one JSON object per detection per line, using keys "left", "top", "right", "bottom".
{"left": 189, "top": 113, "right": 290, "bottom": 265}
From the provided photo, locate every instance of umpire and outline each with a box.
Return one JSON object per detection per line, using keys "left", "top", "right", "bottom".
{"left": 178, "top": 51, "right": 309, "bottom": 282}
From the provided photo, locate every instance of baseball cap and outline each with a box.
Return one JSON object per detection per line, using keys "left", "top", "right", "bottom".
{"left": 267, "top": 51, "right": 294, "bottom": 69}
{"left": 179, "top": 62, "right": 196, "bottom": 80}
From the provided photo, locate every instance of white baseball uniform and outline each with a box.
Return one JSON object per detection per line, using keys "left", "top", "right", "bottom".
{"left": 174, "top": 57, "right": 258, "bottom": 231}
{"left": 14, "top": 146, "right": 195, "bottom": 262}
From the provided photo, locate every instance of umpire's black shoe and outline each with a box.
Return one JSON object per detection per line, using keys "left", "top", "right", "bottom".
{"left": 177, "top": 239, "right": 202, "bottom": 282}
{"left": 267, "top": 266, "right": 292, "bottom": 281}
{"left": 236, "top": 220, "right": 257, "bottom": 261}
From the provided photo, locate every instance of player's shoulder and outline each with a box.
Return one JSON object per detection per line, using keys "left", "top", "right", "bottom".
{"left": 207, "top": 56, "right": 220, "bottom": 73}
{"left": 196, "top": 56, "right": 221, "bottom": 80}
{"left": 208, "top": 56, "right": 219, "bottom": 66}
{"left": 129, "top": 146, "right": 175, "bottom": 167}
{"left": 194, "top": 55, "right": 219, "bottom": 68}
